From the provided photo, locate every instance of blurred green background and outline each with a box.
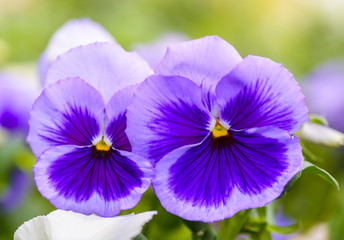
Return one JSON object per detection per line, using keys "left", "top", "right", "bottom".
{"left": 1, "top": 0, "right": 344, "bottom": 239}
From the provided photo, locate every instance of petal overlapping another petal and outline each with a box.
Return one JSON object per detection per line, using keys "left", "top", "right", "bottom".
{"left": 153, "top": 127, "right": 303, "bottom": 222}
{"left": 126, "top": 75, "right": 213, "bottom": 165}
{"left": 105, "top": 86, "right": 135, "bottom": 152}
{"left": 216, "top": 56, "right": 309, "bottom": 133}
{"left": 45, "top": 43, "right": 153, "bottom": 103}
{"left": 27, "top": 78, "right": 104, "bottom": 156}
{"left": 155, "top": 36, "right": 242, "bottom": 90}
{"left": 34, "top": 145, "right": 153, "bottom": 217}
{"left": 38, "top": 18, "right": 116, "bottom": 83}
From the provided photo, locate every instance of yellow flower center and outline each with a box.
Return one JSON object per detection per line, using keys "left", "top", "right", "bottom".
{"left": 95, "top": 138, "right": 111, "bottom": 151}
{"left": 212, "top": 119, "right": 228, "bottom": 138}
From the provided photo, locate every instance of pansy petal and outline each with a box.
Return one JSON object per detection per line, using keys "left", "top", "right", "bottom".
{"left": 105, "top": 86, "right": 135, "bottom": 152}
{"left": 34, "top": 145, "right": 153, "bottom": 217}
{"left": 38, "top": 18, "right": 116, "bottom": 82}
{"left": 48, "top": 210, "right": 157, "bottom": 240}
{"left": 216, "top": 55, "right": 309, "bottom": 133}
{"left": 14, "top": 210, "right": 157, "bottom": 240}
{"left": 153, "top": 127, "right": 302, "bottom": 222}
{"left": 155, "top": 36, "right": 242, "bottom": 90}
{"left": 14, "top": 215, "right": 52, "bottom": 240}
{"left": 27, "top": 78, "right": 104, "bottom": 156}
{"left": 45, "top": 43, "right": 153, "bottom": 103}
{"left": 126, "top": 75, "right": 214, "bottom": 165}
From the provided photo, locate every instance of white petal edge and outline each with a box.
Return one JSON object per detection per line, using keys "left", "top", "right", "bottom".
{"left": 14, "top": 210, "right": 157, "bottom": 240}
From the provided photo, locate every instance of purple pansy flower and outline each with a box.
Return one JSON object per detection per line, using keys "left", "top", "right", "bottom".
{"left": 302, "top": 60, "right": 344, "bottom": 132}
{"left": 126, "top": 36, "right": 308, "bottom": 222}
{"left": 0, "top": 73, "right": 37, "bottom": 135}
{"left": 0, "top": 168, "right": 31, "bottom": 213}
{"left": 28, "top": 42, "right": 153, "bottom": 217}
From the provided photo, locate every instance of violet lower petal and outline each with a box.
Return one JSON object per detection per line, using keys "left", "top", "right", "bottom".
{"left": 155, "top": 36, "right": 242, "bottom": 90}
{"left": 27, "top": 78, "right": 104, "bottom": 156}
{"left": 216, "top": 55, "right": 309, "bottom": 133}
{"left": 126, "top": 75, "right": 214, "bottom": 165}
{"left": 45, "top": 43, "right": 153, "bottom": 103}
{"left": 153, "top": 126, "right": 303, "bottom": 222}
{"left": 105, "top": 86, "right": 135, "bottom": 152}
{"left": 34, "top": 145, "right": 152, "bottom": 217}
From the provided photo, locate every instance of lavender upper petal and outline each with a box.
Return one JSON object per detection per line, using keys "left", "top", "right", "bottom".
{"left": 27, "top": 78, "right": 104, "bottom": 156}
{"left": 153, "top": 126, "right": 303, "bottom": 222}
{"left": 216, "top": 55, "right": 309, "bottom": 133}
{"left": 126, "top": 75, "right": 213, "bottom": 165}
{"left": 155, "top": 36, "right": 242, "bottom": 90}
{"left": 38, "top": 18, "right": 116, "bottom": 83}
{"left": 34, "top": 145, "right": 153, "bottom": 217}
{"left": 45, "top": 43, "right": 153, "bottom": 103}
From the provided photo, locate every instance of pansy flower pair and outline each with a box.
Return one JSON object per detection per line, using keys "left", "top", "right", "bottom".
{"left": 28, "top": 20, "right": 308, "bottom": 222}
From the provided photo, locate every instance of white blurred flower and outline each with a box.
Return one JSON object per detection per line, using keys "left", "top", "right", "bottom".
{"left": 297, "top": 122, "right": 344, "bottom": 147}
{"left": 14, "top": 210, "right": 157, "bottom": 240}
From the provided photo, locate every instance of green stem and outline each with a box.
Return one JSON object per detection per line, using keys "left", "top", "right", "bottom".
{"left": 219, "top": 209, "right": 252, "bottom": 240}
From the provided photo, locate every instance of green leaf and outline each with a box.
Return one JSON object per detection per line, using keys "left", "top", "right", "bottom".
{"left": 300, "top": 141, "right": 321, "bottom": 164}
{"left": 277, "top": 171, "right": 302, "bottom": 199}
{"left": 133, "top": 234, "right": 148, "bottom": 240}
{"left": 302, "top": 161, "right": 339, "bottom": 190}
{"left": 266, "top": 223, "right": 300, "bottom": 235}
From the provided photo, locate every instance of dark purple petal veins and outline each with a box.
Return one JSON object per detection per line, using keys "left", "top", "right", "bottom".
{"left": 169, "top": 131, "right": 288, "bottom": 207}
{"left": 147, "top": 100, "right": 210, "bottom": 162}
{"left": 106, "top": 113, "right": 131, "bottom": 151}
{"left": 39, "top": 105, "right": 100, "bottom": 147}
{"left": 221, "top": 80, "right": 297, "bottom": 131}
{"left": 216, "top": 56, "right": 308, "bottom": 133}
{"left": 48, "top": 147, "right": 143, "bottom": 202}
